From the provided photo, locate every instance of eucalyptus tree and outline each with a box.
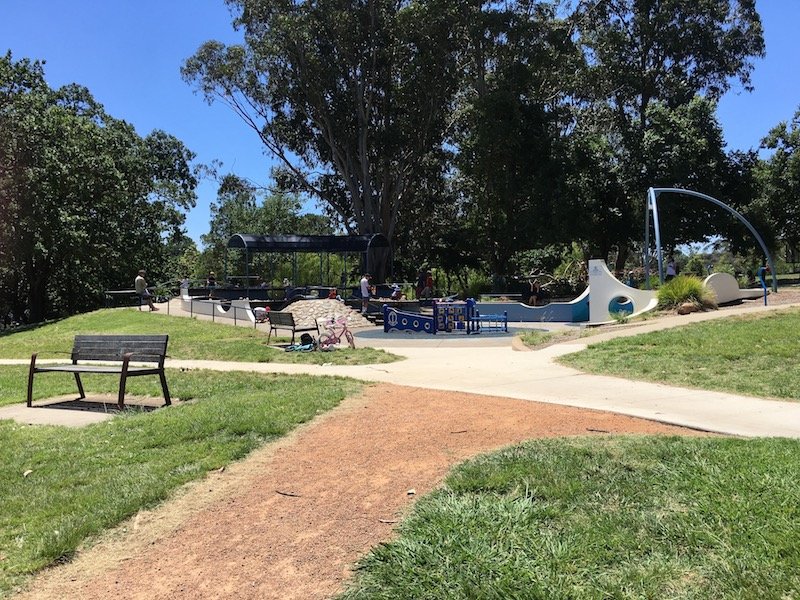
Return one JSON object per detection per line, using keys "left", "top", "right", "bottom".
{"left": 756, "top": 108, "right": 800, "bottom": 254}
{"left": 0, "top": 53, "right": 197, "bottom": 322}
{"left": 183, "top": 0, "right": 466, "bottom": 280}
{"left": 452, "top": 1, "right": 578, "bottom": 286}
{"left": 570, "top": 0, "right": 765, "bottom": 265}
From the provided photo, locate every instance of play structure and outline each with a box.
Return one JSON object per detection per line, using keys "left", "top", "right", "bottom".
{"left": 226, "top": 233, "right": 391, "bottom": 294}
{"left": 383, "top": 298, "right": 508, "bottom": 334}
{"left": 469, "top": 259, "right": 658, "bottom": 325}
{"left": 703, "top": 270, "right": 769, "bottom": 305}
{"left": 644, "top": 187, "right": 777, "bottom": 292}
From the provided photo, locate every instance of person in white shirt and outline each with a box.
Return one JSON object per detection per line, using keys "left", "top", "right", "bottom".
{"left": 360, "top": 273, "right": 372, "bottom": 313}
{"left": 666, "top": 255, "right": 677, "bottom": 281}
{"left": 134, "top": 270, "right": 158, "bottom": 311}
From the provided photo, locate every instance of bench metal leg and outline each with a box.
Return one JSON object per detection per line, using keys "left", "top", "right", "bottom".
{"left": 74, "top": 373, "right": 86, "bottom": 399}
{"left": 117, "top": 374, "right": 127, "bottom": 410}
{"left": 118, "top": 354, "right": 132, "bottom": 410}
{"left": 159, "top": 371, "right": 171, "bottom": 406}
{"left": 27, "top": 354, "right": 37, "bottom": 407}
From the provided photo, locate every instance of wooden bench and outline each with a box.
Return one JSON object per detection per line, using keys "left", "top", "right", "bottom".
{"left": 266, "top": 311, "right": 319, "bottom": 344}
{"left": 27, "top": 334, "right": 171, "bottom": 410}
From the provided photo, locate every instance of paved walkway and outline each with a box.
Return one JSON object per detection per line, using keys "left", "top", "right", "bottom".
{"left": 4, "top": 300, "right": 800, "bottom": 437}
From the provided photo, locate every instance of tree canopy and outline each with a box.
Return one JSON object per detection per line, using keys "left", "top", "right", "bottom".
{"left": 0, "top": 53, "right": 198, "bottom": 322}
{"left": 183, "top": 0, "right": 466, "bottom": 279}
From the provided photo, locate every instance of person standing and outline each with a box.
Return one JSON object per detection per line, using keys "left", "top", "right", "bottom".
{"left": 666, "top": 255, "right": 677, "bottom": 281}
{"left": 360, "top": 273, "right": 372, "bottom": 313}
{"left": 415, "top": 269, "right": 426, "bottom": 299}
{"left": 528, "top": 278, "right": 541, "bottom": 306}
{"left": 422, "top": 271, "right": 434, "bottom": 298}
{"left": 134, "top": 270, "right": 158, "bottom": 311}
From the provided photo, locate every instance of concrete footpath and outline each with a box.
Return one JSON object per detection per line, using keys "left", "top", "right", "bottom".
{"left": 4, "top": 301, "right": 800, "bottom": 437}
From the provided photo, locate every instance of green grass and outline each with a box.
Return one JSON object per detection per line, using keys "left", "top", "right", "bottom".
{"left": 0, "top": 368, "right": 361, "bottom": 596}
{"left": 340, "top": 436, "right": 800, "bottom": 599}
{"left": 657, "top": 275, "right": 717, "bottom": 310}
{"left": 559, "top": 308, "right": 800, "bottom": 400}
{"left": 0, "top": 309, "right": 397, "bottom": 365}
{"left": 518, "top": 328, "right": 582, "bottom": 349}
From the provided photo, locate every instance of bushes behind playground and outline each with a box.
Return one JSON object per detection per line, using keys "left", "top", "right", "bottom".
{"left": 657, "top": 275, "right": 717, "bottom": 310}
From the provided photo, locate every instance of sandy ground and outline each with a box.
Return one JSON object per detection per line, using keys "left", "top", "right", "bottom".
{"left": 15, "top": 384, "right": 709, "bottom": 600}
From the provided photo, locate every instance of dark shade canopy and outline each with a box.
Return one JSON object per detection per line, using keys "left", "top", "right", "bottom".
{"left": 227, "top": 233, "right": 390, "bottom": 253}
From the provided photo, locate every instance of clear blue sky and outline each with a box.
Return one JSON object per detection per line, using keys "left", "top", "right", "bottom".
{"left": 2, "top": 1, "right": 798, "bottom": 247}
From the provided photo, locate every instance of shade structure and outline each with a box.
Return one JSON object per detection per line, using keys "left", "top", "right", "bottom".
{"left": 226, "top": 233, "right": 392, "bottom": 285}
{"left": 227, "top": 233, "right": 390, "bottom": 253}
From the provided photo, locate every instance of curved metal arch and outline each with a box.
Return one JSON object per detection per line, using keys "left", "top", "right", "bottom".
{"left": 644, "top": 187, "right": 777, "bottom": 292}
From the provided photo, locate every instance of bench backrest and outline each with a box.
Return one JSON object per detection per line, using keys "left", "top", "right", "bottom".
{"left": 268, "top": 311, "right": 296, "bottom": 327}
{"left": 71, "top": 335, "right": 169, "bottom": 363}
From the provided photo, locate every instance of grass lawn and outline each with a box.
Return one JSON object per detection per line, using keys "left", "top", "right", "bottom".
{"left": 518, "top": 328, "right": 592, "bottom": 349}
{"left": 559, "top": 308, "right": 800, "bottom": 400}
{"left": 0, "top": 309, "right": 397, "bottom": 365}
{"left": 340, "top": 436, "right": 800, "bottom": 599}
{"left": 0, "top": 368, "right": 361, "bottom": 596}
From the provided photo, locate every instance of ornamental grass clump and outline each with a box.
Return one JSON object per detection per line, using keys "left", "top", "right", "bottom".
{"left": 657, "top": 274, "right": 717, "bottom": 310}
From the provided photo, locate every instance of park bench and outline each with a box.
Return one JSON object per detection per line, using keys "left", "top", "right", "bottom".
{"left": 471, "top": 310, "right": 508, "bottom": 333}
{"left": 266, "top": 311, "right": 319, "bottom": 344}
{"left": 104, "top": 289, "right": 146, "bottom": 309}
{"left": 27, "top": 334, "right": 171, "bottom": 410}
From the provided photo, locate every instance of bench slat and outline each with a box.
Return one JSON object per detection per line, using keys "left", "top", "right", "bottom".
{"left": 72, "top": 335, "right": 168, "bottom": 362}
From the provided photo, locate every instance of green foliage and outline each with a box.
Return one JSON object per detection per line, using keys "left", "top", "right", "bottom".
{"left": 0, "top": 52, "right": 198, "bottom": 323}
{"left": 454, "top": 4, "right": 574, "bottom": 281}
{"left": 0, "top": 369, "right": 360, "bottom": 594}
{"left": 183, "top": 1, "right": 466, "bottom": 279}
{"left": 656, "top": 275, "right": 717, "bottom": 309}
{"left": 757, "top": 108, "right": 800, "bottom": 250}
{"left": 561, "top": 308, "right": 800, "bottom": 400}
{"left": 565, "top": 0, "right": 764, "bottom": 260}
{"left": 684, "top": 254, "right": 709, "bottom": 277}
{"left": 341, "top": 436, "right": 800, "bottom": 599}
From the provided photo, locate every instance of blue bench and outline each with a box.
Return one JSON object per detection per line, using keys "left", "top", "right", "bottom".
{"left": 472, "top": 310, "right": 508, "bottom": 333}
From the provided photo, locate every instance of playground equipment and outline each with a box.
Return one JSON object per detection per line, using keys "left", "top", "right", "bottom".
{"left": 470, "top": 260, "right": 657, "bottom": 325}
{"left": 383, "top": 299, "right": 508, "bottom": 334}
{"left": 586, "top": 260, "right": 657, "bottom": 323}
{"left": 644, "top": 187, "right": 777, "bottom": 292}
{"left": 703, "top": 272, "right": 765, "bottom": 305}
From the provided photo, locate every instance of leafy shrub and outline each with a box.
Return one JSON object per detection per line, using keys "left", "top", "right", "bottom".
{"left": 657, "top": 275, "right": 717, "bottom": 310}
{"left": 684, "top": 254, "right": 709, "bottom": 277}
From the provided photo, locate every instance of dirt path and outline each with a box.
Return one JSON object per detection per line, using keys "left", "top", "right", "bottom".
{"left": 17, "top": 384, "right": 707, "bottom": 600}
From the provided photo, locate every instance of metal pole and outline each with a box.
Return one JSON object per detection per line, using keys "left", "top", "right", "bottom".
{"left": 644, "top": 189, "right": 652, "bottom": 288}
{"left": 651, "top": 189, "right": 664, "bottom": 285}
{"left": 651, "top": 188, "right": 778, "bottom": 292}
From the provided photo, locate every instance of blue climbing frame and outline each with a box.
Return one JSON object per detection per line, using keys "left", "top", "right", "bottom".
{"left": 383, "top": 299, "right": 508, "bottom": 334}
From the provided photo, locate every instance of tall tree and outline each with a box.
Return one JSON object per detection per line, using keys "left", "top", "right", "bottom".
{"left": 571, "top": 0, "right": 765, "bottom": 266}
{"left": 0, "top": 53, "right": 197, "bottom": 322}
{"left": 756, "top": 108, "right": 800, "bottom": 253}
{"left": 451, "top": 1, "right": 577, "bottom": 286}
{"left": 183, "top": 0, "right": 465, "bottom": 280}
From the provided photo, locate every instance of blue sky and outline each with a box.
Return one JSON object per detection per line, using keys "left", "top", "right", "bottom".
{"left": 2, "top": 1, "right": 798, "bottom": 247}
